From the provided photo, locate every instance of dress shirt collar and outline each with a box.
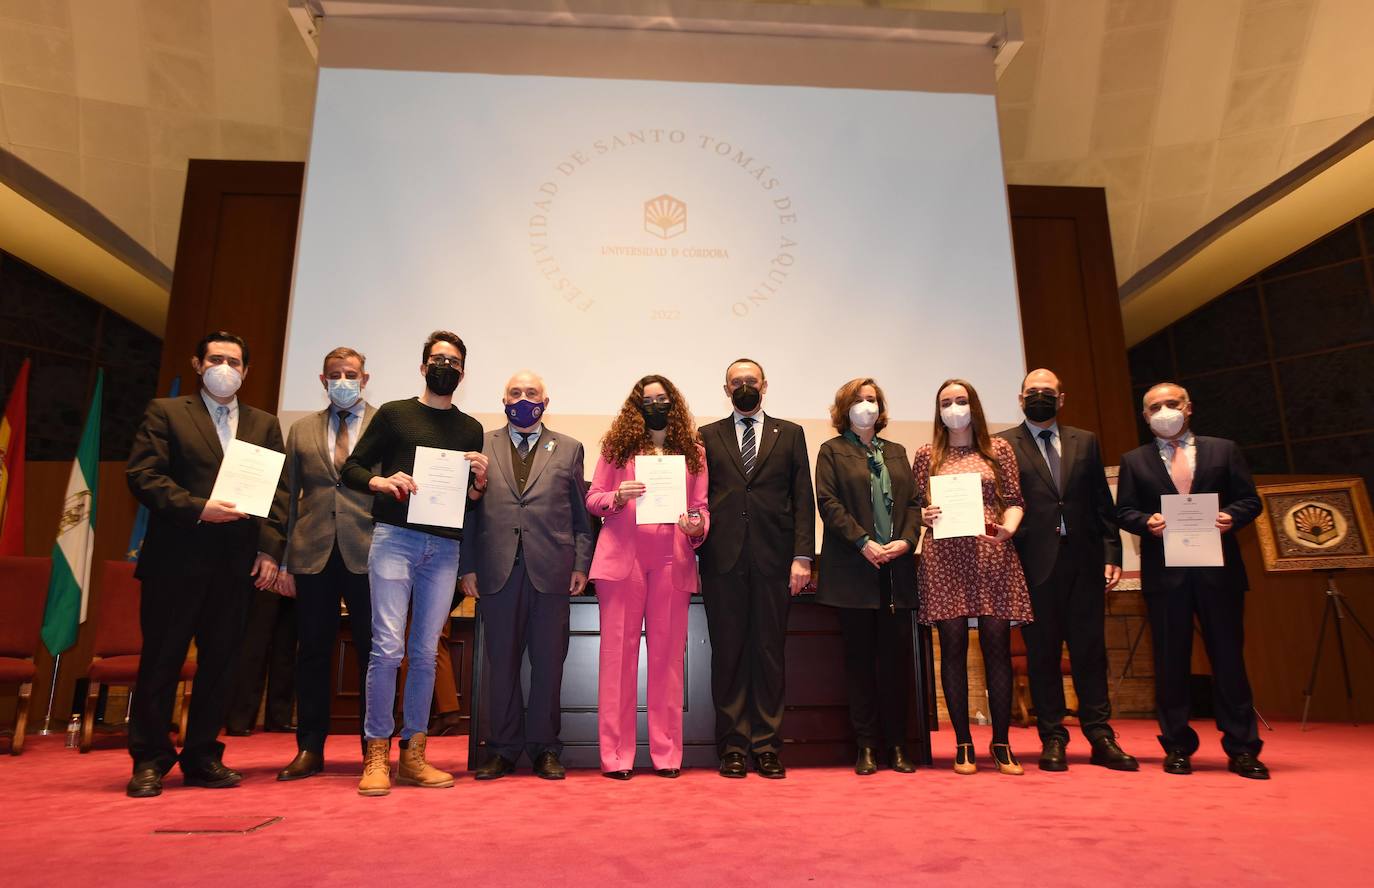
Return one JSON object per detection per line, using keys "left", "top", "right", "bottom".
{"left": 1154, "top": 429, "right": 1195, "bottom": 452}
{"left": 733, "top": 409, "right": 765, "bottom": 426}
{"left": 509, "top": 423, "right": 544, "bottom": 448}
{"left": 1024, "top": 419, "right": 1060, "bottom": 442}
{"left": 201, "top": 388, "right": 238, "bottom": 418}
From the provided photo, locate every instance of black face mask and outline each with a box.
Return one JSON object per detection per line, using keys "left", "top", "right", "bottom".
{"left": 1023, "top": 391, "right": 1058, "bottom": 423}
{"left": 426, "top": 364, "right": 461, "bottom": 397}
{"left": 642, "top": 403, "right": 671, "bottom": 431}
{"left": 731, "top": 384, "right": 761, "bottom": 413}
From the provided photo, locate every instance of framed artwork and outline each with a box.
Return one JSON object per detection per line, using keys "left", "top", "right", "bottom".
{"left": 1253, "top": 477, "right": 1374, "bottom": 572}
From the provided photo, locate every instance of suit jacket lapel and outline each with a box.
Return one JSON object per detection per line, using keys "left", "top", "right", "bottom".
{"left": 716, "top": 418, "right": 748, "bottom": 480}
{"left": 491, "top": 429, "right": 519, "bottom": 497}
{"left": 1146, "top": 441, "right": 1179, "bottom": 495}
{"left": 523, "top": 428, "right": 557, "bottom": 492}
{"left": 1016, "top": 424, "right": 1056, "bottom": 494}
{"left": 185, "top": 395, "right": 224, "bottom": 460}
{"left": 314, "top": 408, "right": 334, "bottom": 478}
{"left": 1058, "top": 427, "right": 1080, "bottom": 492}
{"left": 750, "top": 416, "right": 781, "bottom": 477}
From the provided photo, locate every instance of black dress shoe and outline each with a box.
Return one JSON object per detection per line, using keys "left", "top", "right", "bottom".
{"left": 753, "top": 751, "right": 786, "bottom": 779}
{"left": 1090, "top": 735, "right": 1139, "bottom": 771}
{"left": 601, "top": 769, "right": 633, "bottom": 780}
{"left": 126, "top": 767, "right": 163, "bottom": 798}
{"left": 182, "top": 760, "right": 243, "bottom": 788}
{"left": 1163, "top": 750, "right": 1192, "bottom": 775}
{"left": 719, "top": 752, "right": 747, "bottom": 779}
{"left": 262, "top": 722, "right": 298, "bottom": 734}
{"left": 474, "top": 754, "right": 517, "bottom": 781}
{"left": 1228, "top": 752, "right": 1270, "bottom": 780}
{"left": 854, "top": 747, "right": 878, "bottom": 776}
{"left": 277, "top": 749, "right": 324, "bottom": 781}
{"left": 223, "top": 727, "right": 252, "bottom": 738}
{"left": 534, "top": 751, "right": 566, "bottom": 781}
{"left": 655, "top": 768, "right": 681, "bottom": 779}
{"left": 1039, "top": 737, "right": 1068, "bottom": 772}
{"left": 889, "top": 746, "right": 915, "bottom": 774}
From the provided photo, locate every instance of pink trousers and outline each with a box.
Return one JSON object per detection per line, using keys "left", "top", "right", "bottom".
{"left": 596, "top": 565, "right": 690, "bottom": 771}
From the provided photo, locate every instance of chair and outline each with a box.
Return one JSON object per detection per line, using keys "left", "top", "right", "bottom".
{"left": 0, "top": 556, "right": 52, "bottom": 755}
{"left": 1009, "top": 626, "right": 1073, "bottom": 728}
{"left": 80, "top": 561, "right": 195, "bottom": 753}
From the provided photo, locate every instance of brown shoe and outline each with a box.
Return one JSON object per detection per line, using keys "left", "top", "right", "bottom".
{"left": 358, "top": 739, "right": 392, "bottom": 796}
{"left": 278, "top": 749, "right": 324, "bottom": 782}
{"left": 396, "top": 732, "right": 454, "bottom": 788}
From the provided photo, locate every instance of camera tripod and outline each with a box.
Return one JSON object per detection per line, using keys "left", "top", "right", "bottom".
{"left": 1301, "top": 570, "right": 1374, "bottom": 731}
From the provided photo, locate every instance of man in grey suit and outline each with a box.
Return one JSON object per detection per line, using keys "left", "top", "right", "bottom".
{"left": 459, "top": 370, "right": 594, "bottom": 780}
{"left": 272, "top": 347, "right": 380, "bottom": 780}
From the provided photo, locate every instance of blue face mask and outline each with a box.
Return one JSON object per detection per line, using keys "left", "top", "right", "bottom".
{"left": 327, "top": 378, "right": 361, "bottom": 409}
{"left": 505, "top": 398, "right": 545, "bottom": 429}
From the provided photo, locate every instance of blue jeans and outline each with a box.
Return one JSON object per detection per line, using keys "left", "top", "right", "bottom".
{"left": 364, "top": 523, "right": 461, "bottom": 741}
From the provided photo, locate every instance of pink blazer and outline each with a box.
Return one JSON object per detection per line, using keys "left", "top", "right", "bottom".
{"left": 586, "top": 444, "right": 710, "bottom": 594}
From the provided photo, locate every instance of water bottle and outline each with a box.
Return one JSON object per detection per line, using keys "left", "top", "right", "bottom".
{"left": 65, "top": 714, "right": 81, "bottom": 749}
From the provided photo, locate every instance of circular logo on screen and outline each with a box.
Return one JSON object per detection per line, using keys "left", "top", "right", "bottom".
{"left": 526, "top": 129, "right": 802, "bottom": 321}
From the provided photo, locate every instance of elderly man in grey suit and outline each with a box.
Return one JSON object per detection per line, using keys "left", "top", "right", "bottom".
{"left": 459, "top": 370, "right": 594, "bottom": 780}
{"left": 272, "top": 347, "right": 380, "bottom": 781}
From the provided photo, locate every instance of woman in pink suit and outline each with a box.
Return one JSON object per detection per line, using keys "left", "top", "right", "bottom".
{"left": 587, "top": 374, "right": 709, "bottom": 779}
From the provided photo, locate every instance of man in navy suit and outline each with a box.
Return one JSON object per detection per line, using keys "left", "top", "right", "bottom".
{"left": 1116, "top": 382, "right": 1268, "bottom": 779}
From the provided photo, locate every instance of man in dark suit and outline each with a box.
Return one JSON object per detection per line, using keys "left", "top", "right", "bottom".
{"left": 998, "top": 369, "right": 1136, "bottom": 772}
{"left": 459, "top": 370, "right": 594, "bottom": 780}
{"left": 272, "top": 346, "right": 379, "bottom": 780}
{"left": 698, "top": 358, "right": 815, "bottom": 779}
{"left": 124, "top": 331, "right": 287, "bottom": 797}
{"left": 1116, "top": 382, "right": 1268, "bottom": 779}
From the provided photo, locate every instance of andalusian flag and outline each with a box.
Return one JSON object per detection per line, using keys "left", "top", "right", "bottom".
{"left": 0, "top": 358, "right": 31, "bottom": 556}
{"left": 41, "top": 370, "right": 102, "bottom": 655}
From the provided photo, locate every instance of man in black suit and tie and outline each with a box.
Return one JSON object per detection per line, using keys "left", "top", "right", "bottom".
{"left": 459, "top": 371, "right": 594, "bottom": 780}
{"left": 1116, "top": 382, "right": 1269, "bottom": 779}
{"left": 698, "top": 358, "right": 816, "bottom": 779}
{"left": 998, "top": 369, "right": 1137, "bottom": 772}
{"left": 124, "top": 331, "right": 288, "bottom": 797}
{"left": 272, "top": 346, "right": 379, "bottom": 781}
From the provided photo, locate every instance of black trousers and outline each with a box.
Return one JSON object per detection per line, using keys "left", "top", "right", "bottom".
{"left": 129, "top": 570, "right": 251, "bottom": 773}
{"left": 836, "top": 567, "right": 910, "bottom": 749}
{"left": 1145, "top": 574, "right": 1260, "bottom": 757}
{"left": 479, "top": 558, "right": 571, "bottom": 762}
{"left": 702, "top": 557, "right": 791, "bottom": 756}
{"left": 1021, "top": 546, "right": 1112, "bottom": 744}
{"left": 226, "top": 587, "right": 297, "bottom": 732}
{"left": 294, "top": 545, "right": 373, "bottom": 755}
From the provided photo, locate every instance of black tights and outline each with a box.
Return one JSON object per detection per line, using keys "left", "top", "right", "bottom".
{"left": 936, "top": 617, "right": 1013, "bottom": 745}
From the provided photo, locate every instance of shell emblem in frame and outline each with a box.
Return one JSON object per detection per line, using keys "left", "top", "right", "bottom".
{"left": 644, "top": 194, "right": 687, "bottom": 239}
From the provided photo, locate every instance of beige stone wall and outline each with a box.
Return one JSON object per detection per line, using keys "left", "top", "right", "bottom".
{"left": 3, "top": 0, "right": 1373, "bottom": 287}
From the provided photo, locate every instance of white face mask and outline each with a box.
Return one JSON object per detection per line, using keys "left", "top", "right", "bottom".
{"left": 941, "top": 403, "right": 972, "bottom": 430}
{"left": 1148, "top": 406, "right": 1186, "bottom": 439}
{"left": 327, "top": 378, "right": 361, "bottom": 409}
{"left": 202, "top": 364, "right": 242, "bottom": 399}
{"left": 848, "top": 400, "right": 879, "bottom": 430}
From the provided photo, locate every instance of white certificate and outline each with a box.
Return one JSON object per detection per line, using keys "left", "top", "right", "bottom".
{"left": 406, "top": 446, "right": 471, "bottom": 529}
{"left": 634, "top": 454, "right": 687, "bottom": 525}
{"left": 1161, "top": 493, "right": 1223, "bottom": 567}
{"left": 209, "top": 439, "right": 286, "bottom": 519}
{"left": 929, "top": 472, "right": 986, "bottom": 540}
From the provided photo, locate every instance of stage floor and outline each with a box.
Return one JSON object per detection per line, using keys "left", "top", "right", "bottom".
{"left": 7, "top": 719, "right": 1372, "bottom": 886}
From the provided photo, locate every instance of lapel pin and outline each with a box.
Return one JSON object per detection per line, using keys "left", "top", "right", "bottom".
{"left": 545, "top": 439, "right": 556, "bottom": 452}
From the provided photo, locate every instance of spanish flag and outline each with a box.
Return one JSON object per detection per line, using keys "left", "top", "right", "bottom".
{"left": 0, "top": 357, "right": 30, "bottom": 556}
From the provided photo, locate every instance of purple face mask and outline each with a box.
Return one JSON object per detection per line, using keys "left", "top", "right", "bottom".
{"left": 505, "top": 398, "right": 545, "bottom": 428}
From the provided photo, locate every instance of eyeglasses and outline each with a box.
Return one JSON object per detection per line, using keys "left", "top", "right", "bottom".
{"left": 427, "top": 355, "right": 463, "bottom": 369}
{"left": 641, "top": 396, "right": 671, "bottom": 407}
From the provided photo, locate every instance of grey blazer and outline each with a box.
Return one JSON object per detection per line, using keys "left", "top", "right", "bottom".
{"left": 458, "top": 426, "right": 594, "bottom": 596}
{"left": 281, "top": 403, "right": 379, "bottom": 575}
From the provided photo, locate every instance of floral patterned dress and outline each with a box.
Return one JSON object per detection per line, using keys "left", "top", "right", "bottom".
{"left": 913, "top": 438, "right": 1033, "bottom": 624}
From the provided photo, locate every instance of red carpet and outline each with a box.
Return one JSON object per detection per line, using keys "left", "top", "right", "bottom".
{"left": 7, "top": 720, "right": 1372, "bottom": 886}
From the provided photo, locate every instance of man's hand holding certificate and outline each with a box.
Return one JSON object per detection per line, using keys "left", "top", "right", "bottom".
{"left": 1160, "top": 492, "right": 1224, "bottom": 567}
{"left": 406, "top": 446, "right": 471, "bottom": 529}
{"left": 209, "top": 439, "right": 286, "bottom": 518}
{"left": 634, "top": 455, "right": 687, "bottom": 525}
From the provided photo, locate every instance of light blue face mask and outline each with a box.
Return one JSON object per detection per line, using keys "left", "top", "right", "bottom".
{"left": 327, "top": 378, "right": 361, "bottom": 409}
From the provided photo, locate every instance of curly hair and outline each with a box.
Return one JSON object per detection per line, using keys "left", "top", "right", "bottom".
{"left": 600, "top": 374, "right": 702, "bottom": 473}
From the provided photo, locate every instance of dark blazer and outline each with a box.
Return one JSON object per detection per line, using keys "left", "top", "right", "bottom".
{"left": 697, "top": 414, "right": 815, "bottom": 578}
{"left": 813, "top": 435, "right": 921, "bottom": 609}
{"left": 126, "top": 395, "right": 287, "bottom": 580}
{"left": 458, "top": 427, "right": 594, "bottom": 596}
{"left": 1116, "top": 435, "right": 1260, "bottom": 595}
{"left": 281, "top": 403, "right": 378, "bottom": 575}
{"left": 997, "top": 423, "right": 1122, "bottom": 588}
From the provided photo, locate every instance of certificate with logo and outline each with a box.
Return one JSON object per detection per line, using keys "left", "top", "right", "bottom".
{"left": 407, "top": 446, "right": 471, "bottom": 529}
{"left": 634, "top": 454, "right": 687, "bottom": 525}
{"left": 209, "top": 439, "right": 286, "bottom": 519}
{"left": 1161, "top": 493, "right": 1223, "bottom": 567}
{"left": 930, "top": 472, "right": 985, "bottom": 540}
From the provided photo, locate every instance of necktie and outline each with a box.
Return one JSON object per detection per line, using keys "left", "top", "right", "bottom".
{"left": 741, "top": 417, "right": 756, "bottom": 475}
{"left": 518, "top": 432, "right": 534, "bottom": 459}
{"left": 1038, "top": 429, "right": 1061, "bottom": 492}
{"left": 214, "top": 405, "right": 231, "bottom": 449}
{"left": 1169, "top": 441, "right": 1192, "bottom": 495}
{"left": 334, "top": 409, "right": 350, "bottom": 471}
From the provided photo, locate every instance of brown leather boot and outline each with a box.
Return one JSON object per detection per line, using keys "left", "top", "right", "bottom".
{"left": 358, "top": 739, "right": 392, "bottom": 797}
{"left": 396, "top": 732, "right": 454, "bottom": 788}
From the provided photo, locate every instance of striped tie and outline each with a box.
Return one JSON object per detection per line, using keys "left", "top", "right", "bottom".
{"left": 741, "top": 417, "right": 756, "bottom": 475}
